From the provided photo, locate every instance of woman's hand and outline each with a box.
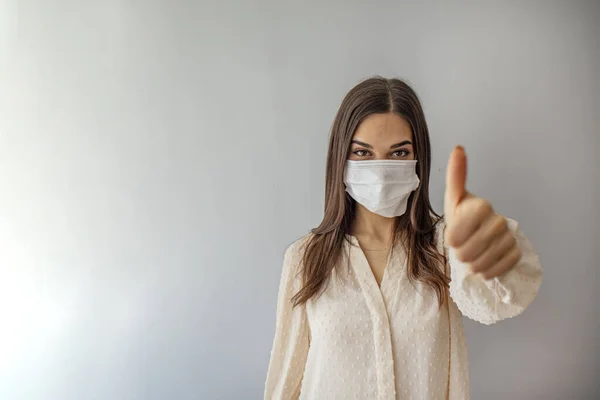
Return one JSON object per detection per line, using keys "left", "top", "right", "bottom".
{"left": 443, "top": 146, "right": 521, "bottom": 280}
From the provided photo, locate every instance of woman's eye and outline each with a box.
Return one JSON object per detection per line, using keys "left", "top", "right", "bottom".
{"left": 354, "top": 149, "right": 371, "bottom": 157}
{"left": 392, "top": 150, "right": 410, "bottom": 157}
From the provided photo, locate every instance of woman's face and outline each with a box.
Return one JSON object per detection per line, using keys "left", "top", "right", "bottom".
{"left": 348, "top": 112, "right": 415, "bottom": 161}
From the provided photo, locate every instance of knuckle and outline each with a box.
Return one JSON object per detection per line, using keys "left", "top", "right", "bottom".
{"left": 492, "top": 215, "right": 508, "bottom": 233}
{"left": 470, "top": 259, "right": 484, "bottom": 272}
{"left": 500, "top": 247, "right": 521, "bottom": 273}
{"left": 503, "top": 233, "right": 517, "bottom": 251}
{"left": 511, "top": 247, "right": 522, "bottom": 263}
{"left": 475, "top": 199, "right": 493, "bottom": 216}
{"left": 455, "top": 247, "right": 468, "bottom": 262}
{"left": 481, "top": 270, "right": 495, "bottom": 280}
{"left": 446, "top": 227, "right": 463, "bottom": 248}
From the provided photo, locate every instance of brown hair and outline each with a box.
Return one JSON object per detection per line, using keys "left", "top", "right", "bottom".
{"left": 291, "top": 76, "right": 449, "bottom": 307}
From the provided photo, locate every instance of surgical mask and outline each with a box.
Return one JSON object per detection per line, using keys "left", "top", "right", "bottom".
{"left": 344, "top": 160, "right": 420, "bottom": 218}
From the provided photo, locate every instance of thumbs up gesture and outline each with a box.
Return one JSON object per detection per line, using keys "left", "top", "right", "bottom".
{"left": 444, "top": 146, "right": 521, "bottom": 280}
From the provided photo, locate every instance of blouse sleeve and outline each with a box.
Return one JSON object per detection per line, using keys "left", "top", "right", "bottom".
{"left": 264, "top": 240, "right": 310, "bottom": 400}
{"left": 439, "top": 217, "right": 543, "bottom": 325}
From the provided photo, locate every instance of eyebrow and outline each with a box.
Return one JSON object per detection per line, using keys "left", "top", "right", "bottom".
{"left": 351, "top": 140, "right": 413, "bottom": 149}
{"left": 391, "top": 140, "right": 413, "bottom": 149}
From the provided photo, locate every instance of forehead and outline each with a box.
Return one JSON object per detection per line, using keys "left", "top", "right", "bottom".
{"left": 353, "top": 113, "right": 413, "bottom": 143}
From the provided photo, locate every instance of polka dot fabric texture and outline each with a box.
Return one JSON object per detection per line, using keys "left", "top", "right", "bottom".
{"left": 265, "top": 218, "right": 542, "bottom": 399}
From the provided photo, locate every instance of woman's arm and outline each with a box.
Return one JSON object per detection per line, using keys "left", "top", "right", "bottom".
{"left": 441, "top": 217, "right": 543, "bottom": 325}
{"left": 264, "top": 241, "right": 310, "bottom": 400}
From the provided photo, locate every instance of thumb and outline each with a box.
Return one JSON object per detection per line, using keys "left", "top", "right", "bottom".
{"left": 444, "top": 146, "right": 468, "bottom": 217}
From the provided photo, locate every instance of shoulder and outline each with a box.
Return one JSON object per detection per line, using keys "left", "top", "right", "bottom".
{"left": 283, "top": 233, "right": 314, "bottom": 264}
{"left": 279, "top": 233, "right": 313, "bottom": 284}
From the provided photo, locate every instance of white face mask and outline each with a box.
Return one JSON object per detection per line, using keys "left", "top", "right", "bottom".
{"left": 344, "top": 160, "right": 420, "bottom": 218}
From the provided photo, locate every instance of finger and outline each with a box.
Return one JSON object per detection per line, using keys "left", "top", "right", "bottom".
{"left": 446, "top": 197, "right": 493, "bottom": 248}
{"left": 444, "top": 146, "right": 467, "bottom": 217}
{"left": 479, "top": 246, "right": 522, "bottom": 280}
{"left": 454, "top": 214, "right": 508, "bottom": 262}
{"left": 470, "top": 230, "right": 517, "bottom": 274}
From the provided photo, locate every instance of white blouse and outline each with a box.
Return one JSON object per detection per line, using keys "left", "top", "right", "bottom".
{"left": 265, "top": 218, "right": 543, "bottom": 399}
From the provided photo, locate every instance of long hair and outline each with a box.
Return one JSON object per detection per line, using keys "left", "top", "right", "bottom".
{"left": 291, "top": 76, "right": 449, "bottom": 307}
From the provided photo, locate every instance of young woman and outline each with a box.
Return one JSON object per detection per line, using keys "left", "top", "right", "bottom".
{"left": 265, "top": 77, "right": 542, "bottom": 400}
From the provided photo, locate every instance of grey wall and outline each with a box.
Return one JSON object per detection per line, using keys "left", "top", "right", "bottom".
{"left": 1, "top": 1, "right": 598, "bottom": 399}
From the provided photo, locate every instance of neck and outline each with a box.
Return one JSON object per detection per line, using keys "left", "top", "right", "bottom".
{"left": 351, "top": 204, "right": 397, "bottom": 243}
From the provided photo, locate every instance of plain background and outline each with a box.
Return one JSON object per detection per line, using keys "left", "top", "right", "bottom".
{"left": 1, "top": 1, "right": 599, "bottom": 399}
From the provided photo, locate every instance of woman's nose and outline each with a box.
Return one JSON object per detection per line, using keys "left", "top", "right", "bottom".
{"left": 373, "top": 153, "right": 391, "bottom": 160}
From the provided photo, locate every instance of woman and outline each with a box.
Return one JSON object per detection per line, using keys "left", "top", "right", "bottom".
{"left": 265, "top": 77, "right": 542, "bottom": 399}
